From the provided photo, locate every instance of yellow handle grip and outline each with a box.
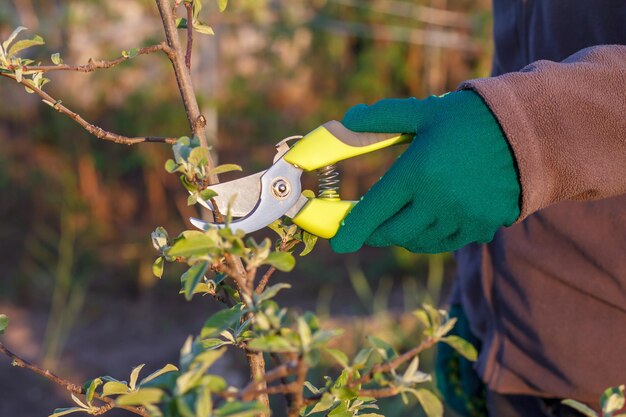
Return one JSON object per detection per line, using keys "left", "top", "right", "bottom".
{"left": 283, "top": 121, "right": 413, "bottom": 171}
{"left": 292, "top": 198, "right": 356, "bottom": 239}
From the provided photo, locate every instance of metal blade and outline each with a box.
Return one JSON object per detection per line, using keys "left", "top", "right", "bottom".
{"left": 196, "top": 170, "right": 265, "bottom": 217}
{"left": 191, "top": 158, "right": 303, "bottom": 235}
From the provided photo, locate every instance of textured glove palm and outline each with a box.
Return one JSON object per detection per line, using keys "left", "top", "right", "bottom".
{"left": 330, "top": 90, "right": 521, "bottom": 254}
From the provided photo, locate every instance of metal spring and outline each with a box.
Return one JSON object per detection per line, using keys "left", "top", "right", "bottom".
{"left": 317, "top": 164, "right": 340, "bottom": 200}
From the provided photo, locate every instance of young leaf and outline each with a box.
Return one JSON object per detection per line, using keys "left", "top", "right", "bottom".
{"left": 306, "top": 393, "right": 335, "bottom": 415}
{"left": 2, "top": 26, "right": 27, "bottom": 51}
{"left": 411, "top": 389, "right": 443, "bottom": 417}
{"left": 116, "top": 388, "right": 164, "bottom": 406}
{"left": 193, "top": 22, "right": 215, "bottom": 35}
{"left": 164, "top": 159, "right": 179, "bottom": 173}
{"left": 217, "top": 0, "right": 228, "bottom": 12}
{"left": 324, "top": 348, "right": 349, "bottom": 369}
{"left": 561, "top": 400, "right": 598, "bottom": 417}
{"left": 9, "top": 35, "right": 45, "bottom": 57}
{"left": 600, "top": 385, "right": 625, "bottom": 415}
{"left": 51, "top": 52, "right": 63, "bottom": 65}
{"left": 0, "top": 314, "right": 8, "bottom": 335}
{"left": 152, "top": 257, "right": 164, "bottom": 279}
{"left": 263, "top": 251, "right": 295, "bottom": 272}
{"left": 209, "top": 163, "right": 242, "bottom": 176}
{"left": 129, "top": 364, "right": 145, "bottom": 391}
{"left": 102, "top": 381, "right": 130, "bottom": 397}
{"left": 256, "top": 283, "right": 291, "bottom": 304}
{"left": 84, "top": 378, "right": 102, "bottom": 404}
{"left": 140, "top": 364, "right": 179, "bottom": 386}
{"left": 440, "top": 335, "right": 478, "bottom": 361}
{"left": 182, "top": 261, "right": 209, "bottom": 300}
{"left": 167, "top": 233, "right": 216, "bottom": 257}
{"left": 201, "top": 304, "right": 244, "bottom": 338}
{"left": 300, "top": 231, "right": 318, "bottom": 256}
{"left": 248, "top": 335, "right": 298, "bottom": 353}
{"left": 49, "top": 407, "right": 89, "bottom": 417}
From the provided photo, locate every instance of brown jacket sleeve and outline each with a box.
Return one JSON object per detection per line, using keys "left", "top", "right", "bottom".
{"left": 460, "top": 45, "right": 626, "bottom": 220}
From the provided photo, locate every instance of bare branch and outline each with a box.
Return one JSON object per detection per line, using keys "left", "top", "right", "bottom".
{"left": 255, "top": 267, "right": 276, "bottom": 294}
{"left": 13, "top": 44, "right": 171, "bottom": 74}
{"left": 0, "top": 72, "right": 177, "bottom": 145}
{"left": 0, "top": 342, "right": 149, "bottom": 417}
{"left": 184, "top": 2, "right": 194, "bottom": 70}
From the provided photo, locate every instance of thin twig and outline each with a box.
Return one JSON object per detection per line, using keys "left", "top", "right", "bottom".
{"left": 184, "top": 2, "right": 194, "bottom": 70}
{"left": 0, "top": 72, "right": 177, "bottom": 145}
{"left": 0, "top": 342, "right": 149, "bottom": 417}
{"left": 256, "top": 267, "right": 276, "bottom": 295}
{"left": 13, "top": 44, "right": 170, "bottom": 74}
{"left": 351, "top": 336, "right": 437, "bottom": 387}
{"left": 288, "top": 356, "right": 309, "bottom": 417}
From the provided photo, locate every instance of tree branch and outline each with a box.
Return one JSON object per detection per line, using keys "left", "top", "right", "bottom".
{"left": 184, "top": 2, "right": 194, "bottom": 70}
{"left": 0, "top": 72, "right": 177, "bottom": 145}
{"left": 13, "top": 44, "right": 170, "bottom": 74}
{"left": 0, "top": 342, "right": 149, "bottom": 417}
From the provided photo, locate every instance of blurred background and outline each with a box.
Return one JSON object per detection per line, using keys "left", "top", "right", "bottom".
{"left": 0, "top": 0, "right": 492, "bottom": 415}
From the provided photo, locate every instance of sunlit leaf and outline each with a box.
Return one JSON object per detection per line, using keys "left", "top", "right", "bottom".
{"left": 193, "top": 22, "right": 215, "bottom": 35}
{"left": 9, "top": 35, "right": 45, "bottom": 57}
{"left": 51, "top": 52, "right": 62, "bottom": 65}
{"left": 182, "top": 261, "right": 209, "bottom": 300}
{"left": 217, "top": 0, "right": 228, "bottom": 12}
{"left": 116, "top": 388, "right": 164, "bottom": 406}
{"left": 164, "top": 159, "right": 179, "bottom": 173}
{"left": 209, "top": 164, "right": 242, "bottom": 175}
{"left": 299, "top": 231, "right": 318, "bottom": 256}
{"left": 49, "top": 407, "right": 89, "bottom": 417}
{"left": 129, "top": 364, "right": 145, "bottom": 391}
{"left": 256, "top": 283, "right": 291, "bottom": 304}
{"left": 0, "top": 314, "right": 8, "bottom": 335}
{"left": 140, "top": 364, "right": 178, "bottom": 386}
{"left": 561, "top": 400, "right": 598, "bottom": 417}
{"left": 3, "top": 26, "right": 27, "bottom": 51}
{"left": 84, "top": 378, "right": 102, "bottom": 404}
{"left": 307, "top": 393, "right": 335, "bottom": 415}
{"left": 440, "top": 335, "right": 478, "bottom": 361}
{"left": 167, "top": 233, "right": 217, "bottom": 257}
{"left": 248, "top": 335, "right": 298, "bottom": 353}
{"left": 263, "top": 251, "right": 295, "bottom": 272}
{"left": 152, "top": 257, "right": 164, "bottom": 278}
{"left": 214, "top": 401, "right": 267, "bottom": 417}
{"left": 409, "top": 389, "right": 443, "bottom": 417}
{"left": 601, "top": 385, "right": 625, "bottom": 415}
{"left": 325, "top": 348, "right": 349, "bottom": 368}
{"left": 201, "top": 304, "right": 244, "bottom": 338}
{"left": 102, "top": 381, "right": 130, "bottom": 397}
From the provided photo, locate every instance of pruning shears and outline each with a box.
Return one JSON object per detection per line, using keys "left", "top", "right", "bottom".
{"left": 190, "top": 121, "right": 412, "bottom": 239}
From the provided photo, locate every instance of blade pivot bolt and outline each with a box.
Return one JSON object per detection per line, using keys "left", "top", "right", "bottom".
{"left": 271, "top": 178, "right": 290, "bottom": 199}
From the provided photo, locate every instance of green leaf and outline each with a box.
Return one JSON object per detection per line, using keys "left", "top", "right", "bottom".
{"left": 367, "top": 336, "right": 397, "bottom": 360}
{"left": 561, "top": 400, "right": 598, "bottom": 417}
{"left": 102, "top": 381, "right": 130, "bottom": 397}
{"left": 209, "top": 164, "right": 242, "bottom": 175}
{"left": 196, "top": 385, "right": 213, "bottom": 417}
{"left": 200, "top": 188, "right": 218, "bottom": 202}
{"left": 176, "top": 17, "right": 188, "bottom": 29}
{"left": 165, "top": 159, "right": 179, "bottom": 173}
{"left": 9, "top": 35, "right": 45, "bottom": 57}
{"left": 217, "top": 0, "right": 228, "bottom": 12}
{"left": 3, "top": 26, "right": 27, "bottom": 51}
{"left": 440, "top": 335, "right": 478, "bottom": 362}
{"left": 151, "top": 227, "right": 169, "bottom": 251}
{"left": 263, "top": 251, "right": 295, "bottom": 272}
{"left": 129, "top": 364, "right": 145, "bottom": 391}
{"left": 182, "top": 262, "right": 209, "bottom": 301}
{"left": 188, "top": 147, "right": 210, "bottom": 166}
{"left": 167, "top": 233, "right": 217, "bottom": 257}
{"left": 116, "top": 388, "right": 164, "bottom": 406}
{"left": 127, "top": 48, "right": 139, "bottom": 59}
{"left": 49, "top": 407, "right": 89, "bottom": 417}
{"left": 248, "top": 335, "right": 298, "bottom": 353}
{"left": 215, "top": 401, "right": 267, "bottom": 417}
{"left": 601, "top": 385, "right": 625, "bottom": 415}
{"left": 411, "top": 389, "right": 443, "bottom": 417}
{"left": 306, "top": 393, "right": 335, "bottom": 415}
{"left": 140, "top": 364, "right": 178, "bottom": 386}
{"left": 201, "top": 304, "right": 244, "bottom": 338}
{"left": 328, "top": 402, "right": 351, "bottom": 417}
{"left": 84, "top": 378, "right": 102, "bottom": 404}
{"left": 187, "top": 193, "right": 198, "bottom": 206}
{"left": 51, "top": 52, "right": 62, "bottom": 65}
{"left": 193, "top": 22, "right": 215, "bottom": 35}
{"left": 324, "top": 348, "right": 349, "bottom": 368}
{"left": 152, "top": 257, "right": 164, "bottom": 279}
{"left": 299, "top": 231, "right": 318, "bottom": 256}
{"left": 257, "top": 283, "right": 291, "bottom": 304}
{"left": 0, "top": 314, "right": 8, "bottom": 335}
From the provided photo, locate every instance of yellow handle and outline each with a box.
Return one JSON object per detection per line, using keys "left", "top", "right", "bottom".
{"left": 283, "top": 121, "right": 413, "bottom": 171}
{"left": 292, "top": 198, "right": 356, "bottom": 239}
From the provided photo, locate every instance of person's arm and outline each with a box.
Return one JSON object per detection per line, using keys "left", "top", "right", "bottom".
{"left": 330, "top": 45, "right": 626, "bottom": 254}
{"left": 461, "top": 45, "right": 626, "bottom": 219}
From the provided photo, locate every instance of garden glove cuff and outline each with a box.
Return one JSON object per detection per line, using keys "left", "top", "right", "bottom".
{"left": 330, "top": 90, "right": 521, "bottom": 254}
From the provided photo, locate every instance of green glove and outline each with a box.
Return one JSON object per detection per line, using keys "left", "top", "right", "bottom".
{"left": 435, "top": 304, "right": 487, "bottom": 417}
{"left": 330, "top": 90, "right": 521, "bottom": 254}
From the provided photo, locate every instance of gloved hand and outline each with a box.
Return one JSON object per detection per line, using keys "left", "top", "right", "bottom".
{"left": 435, "top": 304, "right": 487, "bottom": 417}
{"left": 330, "top": 90, "right": 521, "bottom": 254}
